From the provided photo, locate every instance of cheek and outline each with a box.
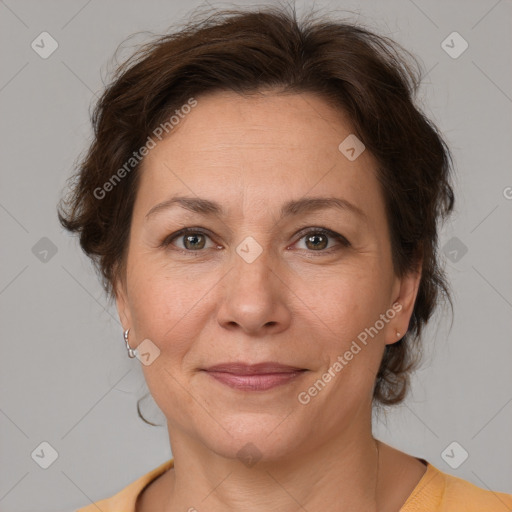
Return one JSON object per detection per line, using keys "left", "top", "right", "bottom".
{"left": 127, "top": 252, "right": 213, "bottom": 332}
{"left": 128, "top": 272, "right": 211, "bottom": 424}
{"left": 126, "top": 260, "right": 226, "bottom": 400}
{"left": 296, "top": 260, "right": 387, "bottom": 338}
{"left": 294, "top": 264, "right": 391, "bottom": 402}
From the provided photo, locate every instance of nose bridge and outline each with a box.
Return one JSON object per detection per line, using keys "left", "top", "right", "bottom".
{"left": 216, "top": 232, "right": 288, "bottom": 333}
{"left": 231, "top": 232, "right": 275, "bottom": 296}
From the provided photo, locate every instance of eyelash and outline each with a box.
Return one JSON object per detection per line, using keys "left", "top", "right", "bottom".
{"left": 160, "top": 227, "right": 351, "bottom": 256}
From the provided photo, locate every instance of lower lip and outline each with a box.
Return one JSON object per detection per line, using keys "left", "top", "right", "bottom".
{"left": 203, "top": 370, "right": 305, "bottom": 391}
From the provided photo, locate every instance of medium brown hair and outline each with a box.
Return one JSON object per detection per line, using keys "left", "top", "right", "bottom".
{"left": 58, "top": 4, "right": 454, "bottom": 412}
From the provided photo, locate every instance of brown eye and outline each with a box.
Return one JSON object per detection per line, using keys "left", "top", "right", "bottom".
{"left": 294, "top": 228, "right": 350, "bottom": 254}
{"left": 161, "top": 228, "right": 214, "bottom": 252}
{"left": 305, "top": 233, "right": 328, "bottom": 250}
{"left": 182, "top": 233, "right": 206, "bottom": 250}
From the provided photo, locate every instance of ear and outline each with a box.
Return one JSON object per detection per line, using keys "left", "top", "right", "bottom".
{"left": 113, "top": 274, "right": 132, "bottom": 331}
{"left": 386, "top": 259, "right": 422, "bottom": 345}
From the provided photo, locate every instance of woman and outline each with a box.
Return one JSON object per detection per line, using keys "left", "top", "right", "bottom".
{"left": 58, "top": 5, "right": 512, "bottom": 511}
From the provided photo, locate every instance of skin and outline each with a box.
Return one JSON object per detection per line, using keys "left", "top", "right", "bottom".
{"left": 115, "top": 89, "right": 427, "bottom": 512}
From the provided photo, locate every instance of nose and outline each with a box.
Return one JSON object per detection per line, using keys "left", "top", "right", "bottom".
{"left": 216, "top": 243, "right": 292, "bottom": 336}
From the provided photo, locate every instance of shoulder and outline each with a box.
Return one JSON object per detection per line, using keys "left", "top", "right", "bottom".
{"left": 402, "top": 461, "right": 512, "bottom": 511}
{"left": 439, "top": 469, "right": 512, "bottom": 510}
{"left": 74, "top": 458, "right": 174, "bottom": 512}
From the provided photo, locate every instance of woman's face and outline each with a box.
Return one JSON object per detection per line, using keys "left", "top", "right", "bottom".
{"left": 115, "top": 90, "right": 420, "bottom": 460}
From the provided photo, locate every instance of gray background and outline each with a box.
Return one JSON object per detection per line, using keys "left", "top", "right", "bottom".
{"left": 1, "top": 0, "right": 511, "bottom": 510}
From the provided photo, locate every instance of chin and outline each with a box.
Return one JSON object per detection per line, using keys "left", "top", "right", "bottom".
{"left": 198, "top": 413, "right": 309, "bottom": 465}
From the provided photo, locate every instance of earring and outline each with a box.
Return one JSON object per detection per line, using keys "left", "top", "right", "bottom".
{"left": 124, "top": 328, "right": 137, "bottom": 358}
{"left": 396, "top": 330, "right": 401, "bottom": 338}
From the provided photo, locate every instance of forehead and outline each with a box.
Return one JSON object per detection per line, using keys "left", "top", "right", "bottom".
{"left": 136, "top": 90, "right": 385, "bottom": 225}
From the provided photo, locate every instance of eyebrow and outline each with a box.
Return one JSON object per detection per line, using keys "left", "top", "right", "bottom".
{"left": 145, "top": 195, "right": 367, "bottom": 222}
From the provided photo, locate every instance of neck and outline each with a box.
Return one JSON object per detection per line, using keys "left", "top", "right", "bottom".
{"left": 163, "top": 424, "right": 383, "bottom": 511}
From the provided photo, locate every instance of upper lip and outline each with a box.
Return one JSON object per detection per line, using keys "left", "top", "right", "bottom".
{"left": 203, "top": 362, "right": 305, "bottom": 374}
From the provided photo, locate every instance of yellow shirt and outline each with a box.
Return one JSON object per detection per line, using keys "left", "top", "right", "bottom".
{"left": 75, "top": 458, "right": 512, "bottom": 511}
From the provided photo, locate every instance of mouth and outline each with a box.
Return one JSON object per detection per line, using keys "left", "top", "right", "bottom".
{"left": 201, "top": 362, "right": 308, "bottom": 391}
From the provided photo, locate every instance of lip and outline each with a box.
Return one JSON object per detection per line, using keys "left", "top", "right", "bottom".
{"left": 203, "top": 362, "right": 305, "bottom": 374}
{"left": 201, "top": 362, "right": 307, "bottom": 391}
